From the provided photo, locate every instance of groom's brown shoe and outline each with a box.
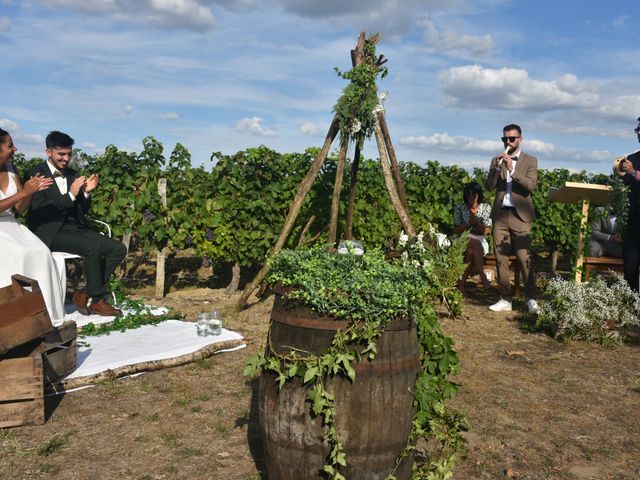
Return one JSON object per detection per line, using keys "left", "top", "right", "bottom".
{"left": 72, "top": 291, "right": 90, "bottom": 315}
{"left": 89, "top": 299, "right": 122, "bottom": 317}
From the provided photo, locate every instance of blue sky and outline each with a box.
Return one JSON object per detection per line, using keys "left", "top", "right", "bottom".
{"left": 1, "top": 0, "right": 639, "bottom": 173}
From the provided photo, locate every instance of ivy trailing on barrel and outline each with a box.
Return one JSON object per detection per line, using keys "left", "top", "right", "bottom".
{"left": 244, "top": 234, "right": 468, "bottom": 480}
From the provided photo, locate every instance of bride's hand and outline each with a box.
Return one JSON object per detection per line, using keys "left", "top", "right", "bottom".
{"left": 24, "top": 175, "right": 53, "bottom": 194}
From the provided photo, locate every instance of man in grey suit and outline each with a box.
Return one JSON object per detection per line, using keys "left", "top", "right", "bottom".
{"left": 589, "top": 207, "right": 623, "bottom": 258}
{"left": 486, "top": 124, "right": 539, "bottom": 313}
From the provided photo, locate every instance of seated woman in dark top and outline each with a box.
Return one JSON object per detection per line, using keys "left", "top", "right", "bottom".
{"left": 453, "top": 181, "right": 492, "bottom": 295}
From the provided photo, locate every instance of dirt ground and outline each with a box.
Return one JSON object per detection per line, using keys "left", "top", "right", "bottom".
{"left": 1, "top": 261, "right": 640, "bottom": 480}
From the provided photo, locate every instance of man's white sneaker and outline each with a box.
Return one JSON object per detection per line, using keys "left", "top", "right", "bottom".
{"left": 489, "top": 299, "right": 512, "bottom": 312}
{"left": 527, "top": 299, "right": 540, "bottom": 314}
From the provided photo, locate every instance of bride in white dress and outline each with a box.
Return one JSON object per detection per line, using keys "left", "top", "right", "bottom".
{"left": 0, "top": 129, "right": 66, "bottom": 324}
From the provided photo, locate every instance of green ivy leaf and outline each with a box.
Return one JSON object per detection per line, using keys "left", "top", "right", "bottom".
{"left": 303, "top": 365, "right": 319, "bottom": 384}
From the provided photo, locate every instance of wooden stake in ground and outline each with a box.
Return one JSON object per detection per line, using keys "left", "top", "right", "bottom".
{"left": 120, "top": 232, "right": 132, "bottom": 278}
{"left": 236, "top": 117, "right": 340, "bottom": 309}
{"left": 155, "top": 178, "right": 167, "bottom": 299}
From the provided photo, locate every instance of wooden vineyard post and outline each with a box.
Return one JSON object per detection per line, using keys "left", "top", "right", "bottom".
{"left": 328, "top": 136, "right": 349, "bottom": 244}
{"left": 155, "top": 178, "right": 167, "bottom": 299}
{"left": 120, "top": 232, "right": 131, "bottom": 277}
{"left": 236, "top": 118, "right": 340, "bottom": 309}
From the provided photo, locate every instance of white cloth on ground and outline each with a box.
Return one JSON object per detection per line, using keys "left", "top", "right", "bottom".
{"left": 0, "top": 171, "right": 66, "bottom": 323}
{"left": 68, "top": 320, "right": 245, "bottom": 379}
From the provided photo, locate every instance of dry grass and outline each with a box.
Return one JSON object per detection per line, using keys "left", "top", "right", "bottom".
{"left": 1, "top": 261, "right": 639, "bottom": 479}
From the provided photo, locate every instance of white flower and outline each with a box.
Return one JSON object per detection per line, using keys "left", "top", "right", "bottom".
{"left": 436, "top": 233, "right": 450, "bottom": 248}
{"left": 399, "top": 231, "right": 409, "bottom": 247}
{"left": 349, "top": 119, "right": 362, "bottom": 135}
{"left": 538, "top": 274, "right": 640, "bottom": 342}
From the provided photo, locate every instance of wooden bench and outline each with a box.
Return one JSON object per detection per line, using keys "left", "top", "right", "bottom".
{"left": 484, "top": 254, "right": 522, "bottom": 296}
{"left": 583, "top": 256, "right": 624, "bottom": 281}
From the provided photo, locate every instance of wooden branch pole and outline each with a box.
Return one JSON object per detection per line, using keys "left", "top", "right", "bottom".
{"left": 345, "top": 138, "right": 362, "bottom": 240}
{"left": 297, "top": 215, "right": 316, "bottom": 247}
{"left": 155, "top": 178, "right": 167, "bottom": 299}
{"left": 377, "top": 111, "right": 409, "bottom": 211}
{"left": 62, "top": 339, "right": 245, "bottom": 389}
{"left": 350, "top": 32, "right": 367, "bottom": 67}
{"left": 236, "top": 117, "right": 340, "bottom": 309}
{"left": 328, "top": 136, "right": 349, "bottom": 244}
{"left": 574, "top": 199, "right": 590, "bottom": 282}
{"left": 374, "top": 117, "right": 415, "bottom": 236}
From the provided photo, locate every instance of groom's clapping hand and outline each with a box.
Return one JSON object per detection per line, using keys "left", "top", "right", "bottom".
{"left": 84, "top": 174, "right": 99, "bottom": 193}
{"left": 70, "top": 176, "right": 86, "bottom": 197}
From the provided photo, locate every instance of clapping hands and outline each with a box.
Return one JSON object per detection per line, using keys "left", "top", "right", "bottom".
{"left": 23, "top": 174, "right": 53, "bottom": 194}
{"left": 84, "top": 174, "right": 99, "bottom": 193}
{"left": 70, "top": 173, "right": 99, "bottom": 196}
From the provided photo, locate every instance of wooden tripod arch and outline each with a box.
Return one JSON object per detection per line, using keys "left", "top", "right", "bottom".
{"left": 237, "top": 32, "right": 415, "bottom": 309}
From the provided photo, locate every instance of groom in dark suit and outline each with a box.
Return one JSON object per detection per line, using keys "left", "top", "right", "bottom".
{"left": 27, "top": 131, "right": 126, "bottom": 316}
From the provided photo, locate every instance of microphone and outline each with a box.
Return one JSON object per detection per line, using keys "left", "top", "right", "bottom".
{"left": 496, "top": 147, "right": 509, "bottom": 168}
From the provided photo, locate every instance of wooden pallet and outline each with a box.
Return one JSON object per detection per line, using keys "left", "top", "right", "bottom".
{"left": 0, "top": 354, "right": 44, "bottom": 428}
{"left": 0, "top": 275, "right": 54, "bottom": 354}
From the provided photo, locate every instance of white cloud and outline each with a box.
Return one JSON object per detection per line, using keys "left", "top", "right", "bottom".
{"left": 611, "top": 15, "right": 630, "bottom": 31}
{"left": 82, "top": 142, "right": 97, "bottom": 149}
{"left": 594, "top": 95, "right": 640, "bottom": 122}
{"left": 421, "top": 18, "right": 494, "bottom": 56}
{"left": 0, "top": 119, "right": 46, "bottom": 158}
{"left": 532, "top": 120, "right": 629, "bottom": 139}
{"left": 0, "top": 16, "right": 11, "bottom": 33}
{"left": 37, "top": 0, "right": 216, "bottom": 31}
{"left": 235, "top": 117, "right": 276, "bottom": 137}
{"left": 297, "top": 121, "right": 323, "bottom": 136}
{"left": 124, "top": 105, "right": 134, "bottom": 114}
{"left": 438, "top": 65, "right": 640, "bottom": 128}
{"left": 274, "top": 0, "right": 461, "bottom": 19}
{"left": 158, "top": 112, "right": 181, "bottom": 120}
{"left": 400, "top": 132, "right": 555, "bottom": 156}
{"left": 525, "top": 139, "right": 556, "bottom": 155}
{"left": 553, "top": 147, "right": 612, "bottom": 165}
{"left": 400, "top": 132, "right": 504, "bottom": 154}
{"left": 273, "top": 0, "right": 464, "bottom": 39}
{"left": 20, "top": 133, "right": 46, "bottom": 145}
{"left": 399, "top": 131, "right": 612, "bottom": 166}
{"left": 0, "top": 118, "right": 19, "bottom": 131}
{"left": 439, "top": 65, "right": 599, "bottom": 111}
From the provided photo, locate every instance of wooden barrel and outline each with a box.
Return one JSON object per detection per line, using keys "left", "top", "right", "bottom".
{"left": 259, "top": 294, "right": 420, "bottom": 480}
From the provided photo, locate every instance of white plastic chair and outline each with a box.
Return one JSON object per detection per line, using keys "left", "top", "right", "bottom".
{"left": 52, "top": 220, "right": 118, "bottom": 305}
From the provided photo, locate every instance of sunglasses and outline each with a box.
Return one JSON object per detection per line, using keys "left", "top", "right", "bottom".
{"left": 501, "top": 136, "right": 521, "bottom": 142}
